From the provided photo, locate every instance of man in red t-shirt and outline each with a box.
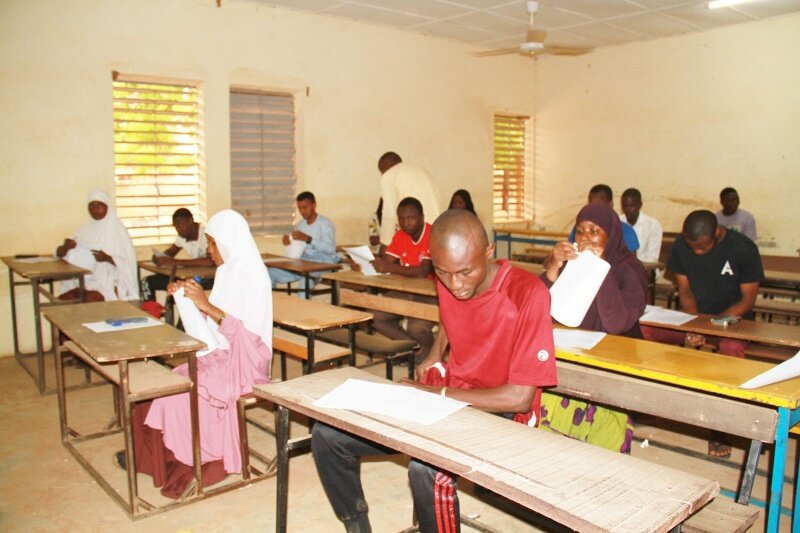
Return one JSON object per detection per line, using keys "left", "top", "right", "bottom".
{"left": 312, "top": 209, "right": 557, "bottom": 533}
{"left": 371, "top": 196, "right": 436, "bottom": 361}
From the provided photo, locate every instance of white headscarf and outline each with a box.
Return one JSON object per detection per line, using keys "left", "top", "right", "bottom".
{"left": 205, "top": 209, "right": 272, "bottom": 350}
{"left": 64, "top": 190, "right": 138, "bottom": 301}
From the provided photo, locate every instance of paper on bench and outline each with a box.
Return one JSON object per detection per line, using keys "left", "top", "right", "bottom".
{"left": 173, "top": 287, "right": 223, "bottom": 356}
{"left": 553, "top": 329, "right": 606, "bottom": 350}
{"left": 740, "top": 350, "right": 800, "bottom": 389}
{"left": 549, "top": 251, "right": 610, "bottom": 327}
{"left": 64, "top": 244, "right": 96, "bottom": 271}
{"left": 640, "top": 305, "right": 696, "bottom": 326}
{"left": 83, "top": 317, "right": 163, "bottom": 333}
{"left": 314, "top": 378, "right": 469, "bottom": 425}
{"left": 344, "top": 245, "right": 380, "bottom": 276}
{"left": 284, "top": 237, "right": 307, "bottom": 259}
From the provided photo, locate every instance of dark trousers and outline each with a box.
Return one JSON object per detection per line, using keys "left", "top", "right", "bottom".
{"left": 311, "top": 423, "right": 460, "bottom": 533}
{"left": 141, "top": 274, "right": 214, "bottom": 301}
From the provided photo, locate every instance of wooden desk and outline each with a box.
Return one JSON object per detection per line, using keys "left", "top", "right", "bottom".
{"left": 43, "top": 301, "right": 206, "bottom": 517}
{"left": 2, "top": 256, "right": 90, "bottom": 394}
{"left": 137, "top": 261, "right": 217, "bottom": 324}
{"left": 492, "top": 226, "right": 569, "bottom": 259}
{"left": 262, "top": 253, "right": 342, "bottom": 299}
{"left": 253, "top": 367, "right": 719, "bottom": 533}
{"left": 556, "top": 334, "right": 800, "bottom": 532}
{"left": 272, "top": 293, "right": 372, "bottom": 374}
{"left": 640, "top": 314, "right": 800, "bottom": 349}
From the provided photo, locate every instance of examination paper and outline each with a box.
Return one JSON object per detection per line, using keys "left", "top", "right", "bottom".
{"left": 344, "top": 245, "right": 380, "bottom": 276}
{"left": 553, "top": 329, "right": 606, "bottom": 350}
{"left": 173, "top": 287, "right": 220, "bottom": 356}
{"left": 64, "top": 244, "right": 96, "bottom": 271}
{"left": 151, "top": 247, "right": 168, "bottom": 258}
{"left": 549, "top": 251, "right": 610, "bottom": 327}
{"left": 83, "top": 317, "right": 163, "bottom": 333}
{"left": 314, "top": 378, "right": 469, "bottom": 425}
{"left": 640, "top": 305, "right": 696, "bottom": 326}
{"left": 740, "top": 350, "right": 800, "bottom": 389}
{"left": 284, "top": 237, "right": 307, "bottom": 259}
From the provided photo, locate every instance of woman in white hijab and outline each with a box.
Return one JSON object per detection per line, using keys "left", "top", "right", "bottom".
{"left": 123, "top": 209, "right": 273, "bottom": 499}
{"left": 56, "top": 189, "right": 138, "bottom": 301}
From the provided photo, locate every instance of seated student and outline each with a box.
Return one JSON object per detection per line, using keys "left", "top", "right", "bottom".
{"left": 118, "top": 209, "right": 272, "bottom": 498}
{"left": 569, "top": 184, "right": 639, "bottom": 253}
{"left": 56, "top": 189, "right": 137, "bottom": 302}
{"left": 716, "top": 187, "right": 757, "bottom": 242}
{"left": 312, "top": 209, "right": 556, "bottom": 533}
{"left": 540, "top": 203, "right": 648, "bottom": 453}
{"left": 268, "top": 191, "right": 338, "bottom": 297}
{"left": 448, "top": 189, "right": 476, "bottom": 215}
{"left": 371, "top": 197, "right": 436, "bottom": 362}
{"left": 141, "top": 208, "right": 214, "bottom": 301}
{"left": 620, "top": 188, "right": 662, "bottom": 264}
{"left": 641, "top": 209, "right": 763, "bottom": 457}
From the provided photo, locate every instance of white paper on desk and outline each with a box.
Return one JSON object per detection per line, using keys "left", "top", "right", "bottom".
{"left": 83, "top": 317, "right": 163, "bottom": 333}
{"left": 284, "top": 237, "right": 307, "bottom": 259}
{"left": 553, "top": 329, "right": 606, "bottom": 350}
{"left": 640, "top": 305, "right": 696, "bottom": 326}
{"left": 549, "top": 251, "right": 610, "bottom": 327}
{"left": 344, "top": 245, "right": 380, "bottom": 276}
{"left": 14, "top": 256, "right": 58, "bottom": 263}
{"left": 173, "top": 287, "right": 223, "bottom": 356}
{"left": 740, "top": 350, "right": 800, "bottom": 389}
{"left": 314, "top": 378, "right": 469, "bottom": 425}
{"left": 64, "top": 244, "right": 96, "bottom": 271}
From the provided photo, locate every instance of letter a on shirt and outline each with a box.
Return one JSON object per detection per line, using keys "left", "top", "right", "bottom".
{"left": 721, "top": 261, "right": 734, "bottom": 276}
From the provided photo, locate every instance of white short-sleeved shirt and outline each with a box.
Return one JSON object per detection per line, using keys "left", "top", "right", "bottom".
{"left": 174, "top": 224, "right": 209, "bottom": 259}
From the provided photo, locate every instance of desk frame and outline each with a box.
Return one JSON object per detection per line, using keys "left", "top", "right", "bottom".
{"left": 492, "top": 229, "right": 562, "bottom": 259}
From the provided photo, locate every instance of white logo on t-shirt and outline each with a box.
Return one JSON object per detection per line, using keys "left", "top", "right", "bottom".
{"left": 537, "top": 349, "right": 549, "bottom": 361}
{"left": 721, "top": 261, "right": 734, "bottom": 276}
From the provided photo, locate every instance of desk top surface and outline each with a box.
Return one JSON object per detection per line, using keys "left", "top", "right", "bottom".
{"left": 640, "top": 314, "right": 800, "bottom": 348}
{"left": 262, "top": 253, "right": 343, "bottom": 273}
{"left": 322, "top": 270, "right": 438, "bottom": 297}
{"left": 272, "top": 293, "right": 371, "bottom": 330}
{"left": 254, "top": 367, "right": 718, "bottom": 533}
{"left": 43, "top": 301, "right": 204, "bottom": 362}
{"left": 492, "top": 226, "right": 569, "bottom": 239}
{"left": 3, "top": 256, "right": 90, "bottom": 279}
{"left": 137, "top": 260, "right": 217, "bottom": 279}
{"left": 558, "top": 333, "right": 800, "bottom": 408}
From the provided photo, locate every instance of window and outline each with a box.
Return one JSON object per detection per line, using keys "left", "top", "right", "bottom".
{"left": 113, "top": 77, "right": 203, "bottom": 246}
{"left": 229, "top": 89, "right": 296, "bottom": 235}
{"left": 492, "top": 114, "right": 529, "bottom": 223}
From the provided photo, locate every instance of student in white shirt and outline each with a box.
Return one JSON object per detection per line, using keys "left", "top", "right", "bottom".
{"left": 620, "top": 188, "right": 663, "bottom": 264}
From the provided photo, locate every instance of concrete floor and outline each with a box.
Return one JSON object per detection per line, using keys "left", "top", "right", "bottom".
{"left": 0, "top": 350, "right": 795, "bottom": 532}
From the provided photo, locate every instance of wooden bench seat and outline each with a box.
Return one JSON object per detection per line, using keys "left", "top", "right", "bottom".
{"left": 682, "top": 497, "right": 760, "bottom": 533}
{"left": 273, "top": 328, "right": 351, "bottom": 379}
{"left": 62, "top": 341, "right": 192, "bottom": 401}
{"left": 317, "top": 328, "right": 417, "bottom": 380}
{"left": 754, "top": 297, "right": 800, "bottom": 323}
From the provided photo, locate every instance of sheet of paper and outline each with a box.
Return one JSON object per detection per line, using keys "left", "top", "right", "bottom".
{"left": 151, "top": 247, "right": 168, "bottom": 258}
{"left": 344, "top": 245, "right": 380, "bottom": 276}
{"left": 640, "top": 305, "right": 696, "bottom": 326}
{"left": 284, "top": 237, "right": 307, "bottom": 259}
{"left": 553, "top": 329, "right": 606, "bottom": 350}
{"left": 14, "top": 256, "right": 58, "bottom": 264}
{"left": 83, "top": 317, "right": 163, "bottom": 333}
{"left": 64, "top": 244, "right": 96, "bottom": 271}
{"left": 173, "top": 287, "right": 220, "bottom": 356}
{"left": 314, "top": 378, "right": 469, "bottom": 425}
{"left": 740, "top": 350, "right": 800, "bottom": 389}
{"left": 549, "top": 251, "right": 611, "bottom": 327}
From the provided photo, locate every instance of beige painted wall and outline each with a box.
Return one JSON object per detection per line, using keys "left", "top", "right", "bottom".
{"left": 0, "top": 0, "right": 535, "bottom": 355}
{"left": 532, "top": 13, "right": 800, "bottom": 254}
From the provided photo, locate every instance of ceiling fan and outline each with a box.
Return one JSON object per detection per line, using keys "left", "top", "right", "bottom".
{"left": 475, "top": 1, "right": 592, "bottom": 58}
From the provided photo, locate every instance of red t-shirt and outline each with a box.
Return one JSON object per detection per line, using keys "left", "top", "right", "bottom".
{"left": 386, "top": 223, "right": 431, "bottom": 267}
{"left": 437, "top": 260, "right": 557, "bottom": 425}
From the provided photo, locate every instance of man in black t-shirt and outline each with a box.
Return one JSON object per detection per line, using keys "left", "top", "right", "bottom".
{"left": 642, "top": 209, "right": 763, "bottom": 457}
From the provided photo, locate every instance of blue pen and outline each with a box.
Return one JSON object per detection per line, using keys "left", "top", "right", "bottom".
{"left": 193, "top": 275, "right": 202, "bottom": 283}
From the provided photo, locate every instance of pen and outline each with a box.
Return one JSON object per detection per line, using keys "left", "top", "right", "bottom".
{"left": 193, "top": 275, "right": 202, "bottom": 283}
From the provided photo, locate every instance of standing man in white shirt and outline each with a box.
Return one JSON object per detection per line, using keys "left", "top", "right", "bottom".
{"left": 620, "top": 188, "right": 663, "bottom": 264}
{"left": 378, "top": 151, "right": 442, "bottom": 252}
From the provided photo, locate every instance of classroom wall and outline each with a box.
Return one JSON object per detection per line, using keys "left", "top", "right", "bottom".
{"left": 532, "top": 13, "right": 800, "bottom": 255}
{"left": 0, "top": 0, "right": 535, "bottom": 355}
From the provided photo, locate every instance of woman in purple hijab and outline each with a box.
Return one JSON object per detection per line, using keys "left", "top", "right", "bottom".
{"left": 542, "top": 203, "right": 648, "bottom": 337}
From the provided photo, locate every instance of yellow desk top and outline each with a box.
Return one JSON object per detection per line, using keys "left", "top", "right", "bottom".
{"left": 137, "top": 260, "right": 216, "bottom": 280}
{"left": 557, "top": 333, "right": 800, "bottom": 409}
{"left": 272, "top": 293, "right": 372, "bottom": 331}
{"left": 3, "top": 256, "right": 90, "bottom": 279}
{"left": 322, "top": 270, "right": 438, "bottom": 297}
{"left": 262, "top": 253, "right": 342, "bottom": 273}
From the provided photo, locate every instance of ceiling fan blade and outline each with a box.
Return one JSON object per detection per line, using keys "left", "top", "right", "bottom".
{"left": 473, "top": 47, "right": 521, "bottom": 57}
{"left": 525, "top": 29, "right": 547, "bottom": 43}
{"left": 539, "top": 46, "right": 593, "bottom": 56}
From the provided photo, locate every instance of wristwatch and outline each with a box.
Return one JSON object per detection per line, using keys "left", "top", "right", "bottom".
{"left": 306, "top": 236, "right": 312, "bottom": 244}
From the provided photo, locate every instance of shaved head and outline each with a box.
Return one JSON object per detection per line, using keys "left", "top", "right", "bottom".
{"left": 430, "top": 210, "right": 495, "bottom": 300}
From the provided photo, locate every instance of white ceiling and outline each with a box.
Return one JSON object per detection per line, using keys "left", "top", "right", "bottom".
{"left": 255, "top": 0, "right": 800, "bottom": 51}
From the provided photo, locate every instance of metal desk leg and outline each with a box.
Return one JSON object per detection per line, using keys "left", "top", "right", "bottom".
{"left": 31, "top": 278, "right": 45, "bottom": 394}
{"left": 119, "top": 360, "right": 138, "bottom": 515}
{"left": 331, "top": 281, "right": 340, "bottom": 306}
{"left": 767, "top": 408, "right": 789, "bottom": 532}
{"left": 737, "top": 440, "right": 762, "bottom": 504}
{"left": 8, "top": 268, "right": 20, "bottom": 356}
{"left": 305, "top": 331, "right": 316, "bottom": 374}
{"left": 188, "top": 352, "right": 203, "bottom": 496}
{"left": 52, "top": 325, "right": 68, "bottom": 443}
{"left": 275, "top": 405, "right": 290, "bottom": 533}
{"left": 348, "top": 325, "right": 357, "bottom": 367}
{"left": 303, "top": 274, "right": 311, "bottom": 300}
